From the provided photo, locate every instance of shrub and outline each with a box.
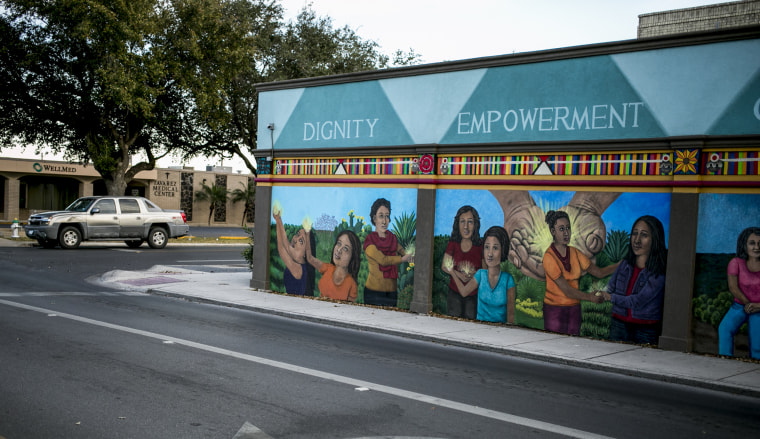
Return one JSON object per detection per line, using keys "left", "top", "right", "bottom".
{"left": 242, "top": 224, "right": 254, "bottom": 268}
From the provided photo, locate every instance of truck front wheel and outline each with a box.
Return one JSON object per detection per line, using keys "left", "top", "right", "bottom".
{"left": 148, "top": 227, "right": 168, "bottom": 249}
{"left": 59, "top": 226, "right": 82, "bottom": 249}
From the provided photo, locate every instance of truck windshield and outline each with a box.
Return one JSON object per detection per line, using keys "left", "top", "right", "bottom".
{"left": 65, "top": 198, "right": 96, "bottom": 212}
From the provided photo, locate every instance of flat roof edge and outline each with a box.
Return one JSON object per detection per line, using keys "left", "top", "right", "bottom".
{"left": 255, "top": 25, "right": 760, "bottom": 92}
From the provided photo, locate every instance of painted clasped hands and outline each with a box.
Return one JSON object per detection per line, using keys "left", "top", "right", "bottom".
{"left": 592, "top": 290, "right": 612, "bottom": 304}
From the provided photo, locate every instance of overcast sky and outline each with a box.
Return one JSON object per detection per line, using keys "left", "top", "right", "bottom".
{"left": 6, "top": 0, "right": 716, "bottom": 172}
{"left": 279, "top": 0, "right": 715, "bottom": 64}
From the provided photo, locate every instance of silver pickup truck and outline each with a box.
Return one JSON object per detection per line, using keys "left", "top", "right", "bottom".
{"left": 25, "top": 196, "right": 190, "bottom": 249}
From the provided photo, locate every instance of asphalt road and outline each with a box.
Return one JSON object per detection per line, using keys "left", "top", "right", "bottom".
{"left": 0, "top": 223, "right": 252, "bottom": 239}
{"left": 2, "top": 245, "right": 760, "bottom": 439}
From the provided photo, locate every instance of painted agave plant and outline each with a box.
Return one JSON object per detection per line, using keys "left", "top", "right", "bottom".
{"left": 391, "top": 211, "right": 416, "bottom": 249}
{"left": 603, "top": 229, "right": 630, "bottom": 263}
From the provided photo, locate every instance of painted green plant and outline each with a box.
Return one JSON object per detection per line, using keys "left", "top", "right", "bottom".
{"left": 581, "top": 301, "right": 612, "bottom": 339}
{"left": 335, "top": 209, "right": 367, "bottom": 236}
{"left": 392, "top": 211, "right": 416, "bottom": 249}
{"left": 604, "top": 229, "right": 629, "bottom": 263}
{"left": 693, "top": 290, "right": 744, "bottom": 332}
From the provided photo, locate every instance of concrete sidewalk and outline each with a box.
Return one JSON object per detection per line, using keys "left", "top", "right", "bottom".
{"left": 84, "top": 263, "right": 760, "bottom": 398}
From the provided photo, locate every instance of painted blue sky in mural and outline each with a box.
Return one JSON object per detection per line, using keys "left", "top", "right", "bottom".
{"left": 434, "top": 190, "right": 671, "bottom": 239}
{"left": 697, "top": 193, "right": 760, "bottom": 254}
{"left": 270, "top": 186, "right": 417, "bottom": 230}
{"left": 272, "top": 186, "right": 673, "bottom": 243}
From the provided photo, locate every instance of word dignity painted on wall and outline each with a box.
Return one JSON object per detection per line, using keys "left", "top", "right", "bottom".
{"left": 304, "top": 118, "right": 380, "bottom": 141}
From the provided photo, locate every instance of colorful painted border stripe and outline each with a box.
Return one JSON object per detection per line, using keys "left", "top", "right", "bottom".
{"left": 440, "top": 153, "right": 665, "bottom": 176}
{"left": 440, "top": 155, "right": 538, "bottom": 176}
{"left": 270, "top": 150, "right": 759, "bottom": 177}
{"left": 704, "top": 151, "right": 760, "bottom": 176}
{"left": 552, "top": 153, "right": 663, "bottom": 176}
{"left": 275, "top": 157, "right": 415, "bottom": 175}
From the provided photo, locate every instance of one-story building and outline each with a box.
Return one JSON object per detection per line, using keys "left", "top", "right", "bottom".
{"left": 0, "top": 157, "right": 254, "bottom": 227}
{"left": 250, "top": 25, "right": 760, "bottom": 357}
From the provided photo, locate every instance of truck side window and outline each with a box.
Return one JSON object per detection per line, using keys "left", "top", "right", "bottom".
{"left": 144, "top": 199, "right": 162, "bottom": 212}
{"left": 95, "top": 199, "right": 117, "bottom": 214}
{"left": 119, "top": 199, "right": 141, "bottom": 214}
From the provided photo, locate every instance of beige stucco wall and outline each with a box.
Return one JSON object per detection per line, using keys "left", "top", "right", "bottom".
{"left": 0, "top": 158, "right": 254, "bottom": 227}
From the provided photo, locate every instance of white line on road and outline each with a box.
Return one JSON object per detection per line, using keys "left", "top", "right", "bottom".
{"left": 0, "top": 299, "right": 613, "bottom": 439}
{"left": 0, "top": 291, "right": 136, "bottom": 297}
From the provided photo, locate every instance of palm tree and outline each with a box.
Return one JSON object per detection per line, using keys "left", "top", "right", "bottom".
{"left": 231, "top": 179, "right": 256, "bottom": 226}
{"left": 194, "top": 183, "right": 230, "bottom": 226}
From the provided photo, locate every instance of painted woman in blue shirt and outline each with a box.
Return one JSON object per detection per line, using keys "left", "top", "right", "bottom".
{"left": 452, "top": 225, "right": 516, "bottom": 324}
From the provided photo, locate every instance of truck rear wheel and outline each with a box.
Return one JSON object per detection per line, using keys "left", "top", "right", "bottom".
{"left": 59, "top": 226, "right": 82, "bottom": 249}
{"left": 147, "top": 227, "right": 168, "bottom": 249}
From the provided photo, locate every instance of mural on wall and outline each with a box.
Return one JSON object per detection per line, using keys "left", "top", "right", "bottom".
{"left": 434, "top": 189, "right": 671, "bottom": 342}
{"left": 269, "top": 186, "right": 417, "bottom": 308}
{"left": 259, "top": 39, "right": 760, "bottom": 150}
{"left": 693, "top": 193, "right": 760, "bottom": 360}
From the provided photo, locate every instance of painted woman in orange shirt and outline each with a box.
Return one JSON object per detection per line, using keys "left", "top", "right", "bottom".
{"left": 542, "top": 210, "right": 619, "bottom": 335}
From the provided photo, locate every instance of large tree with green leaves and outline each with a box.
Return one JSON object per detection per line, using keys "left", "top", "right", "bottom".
{"left": 0, "top": 0, "right": 279, "bottom": 194}
{"left": 179, "top": 4, "right": 422, "bottom": 175}
{"left": 0, "top": 1, "right": 420, "bottom": 189}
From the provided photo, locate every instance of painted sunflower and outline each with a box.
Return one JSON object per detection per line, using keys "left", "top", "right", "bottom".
{"left": 675, "top": 149, "right": 698, "bottom": 174}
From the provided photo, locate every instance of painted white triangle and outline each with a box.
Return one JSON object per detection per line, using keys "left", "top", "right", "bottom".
{"left": 380, "top": 69, "right": 487, "bottom": 144}
{"left": 335, "top": 162, "right": 347, "bottom": 175}
{"left": 611, "top": 40, "right": 760, "bottom": 136}
{"left": 533, "top": 161, "right": 553, "bottom": 175}
{"left": 257, "top": 88, "right": 305, "bottom": 148}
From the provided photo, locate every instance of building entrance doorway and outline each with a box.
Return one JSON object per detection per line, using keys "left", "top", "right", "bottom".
{"left": 19, "top": 176, "right": 79, "bottom": 212}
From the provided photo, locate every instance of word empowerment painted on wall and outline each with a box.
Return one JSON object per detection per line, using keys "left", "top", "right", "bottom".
{"left": 457, "top": 102, "right": 645, "bottom": 135}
